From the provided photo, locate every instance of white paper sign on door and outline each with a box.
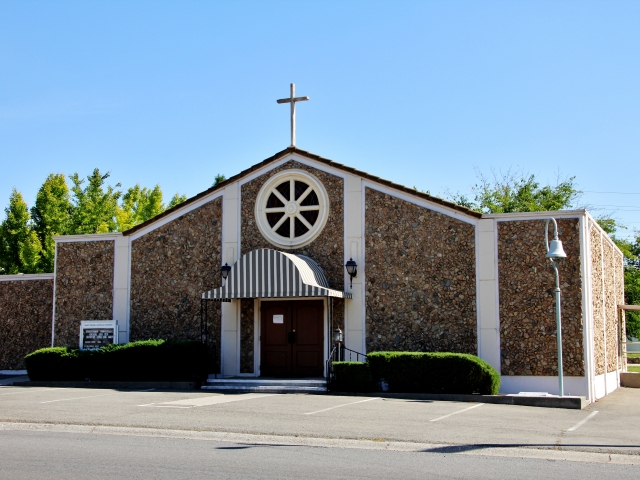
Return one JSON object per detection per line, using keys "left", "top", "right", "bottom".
{"left": 273, "top": 315, "right": 284, "bottom": 324}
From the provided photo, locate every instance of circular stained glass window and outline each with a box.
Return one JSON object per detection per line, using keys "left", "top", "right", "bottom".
{"left": 255, "top": 169, "right": 329, "bottom": 248}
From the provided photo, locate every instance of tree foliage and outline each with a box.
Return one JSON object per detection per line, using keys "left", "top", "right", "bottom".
{"left": 0, "top": 169, "right": 188, "bottom": 274}
{"left": 448, "top": 169, "right": 580, "bottom": 214}
{"left": 212, "top": 174, "right": 227, "bottom": 188}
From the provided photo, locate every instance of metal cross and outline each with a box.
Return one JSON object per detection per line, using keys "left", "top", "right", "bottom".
{"left": 277, "top": 83, "right": 309, "bottom": 147}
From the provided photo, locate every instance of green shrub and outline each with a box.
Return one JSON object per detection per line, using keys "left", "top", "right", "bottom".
{"left": 331, "top": 362, "right": 373, "bottom": 392}
{"left": 24, "top": 340, "right": 208, "bottom": 382}
{"left": 367, "top": 351, "right": 500, "bottom": 395}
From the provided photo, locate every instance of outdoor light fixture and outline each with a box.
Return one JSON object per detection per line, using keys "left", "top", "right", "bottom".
{"left": 220, "top": 263, "right": 231, "bottom": 283}
{"left": 545, "top": 218, "right": 566, "bottom": 396}
{"left": 345, "top": 258, "right": 358, "bottom": 288}
{"left": 333, "top": 328, "right": 344, "bottom": 344}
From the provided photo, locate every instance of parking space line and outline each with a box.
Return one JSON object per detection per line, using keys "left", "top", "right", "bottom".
{"left": 138, "top": 393, "right": 276, "bottom": 408}
{"left": 0, "top": 388, "right": 65, "bottom": 396}
{"left": 40, "top": 389, "right": 155, "bottom": 404}
{"left": 430, "top": 403, "right": 484, "bottom": 422}
{"left": 567, "top": 411, "right": 599, "bottom": 432}
{"left": 304, "top": 397, "right": 379, "bottom": 415}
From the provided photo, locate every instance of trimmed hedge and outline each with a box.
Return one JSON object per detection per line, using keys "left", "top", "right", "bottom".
{"left": 367, "top": 352, "right": 500, "bottom": 395}
{"left": 331, "top": 362, "right": 373, "bottom": 392}
{"left": 24, "top": 340, "right": 208, "bottom": 382}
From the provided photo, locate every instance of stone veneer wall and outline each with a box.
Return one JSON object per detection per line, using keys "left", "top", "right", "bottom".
{"left": 498, "top": 219, "right": 584, "bottom": 376}
{"left": 0, "top": 279, "right": 53, "bottom": 369}
{"left": 240, "top": 299, "right": 254, "bottom": 374}
{"left": 603, "top": 240, "right": 618, "bottom": 372}
{"left": 54, "top": 241, "right": 114, "bottom": 347}
{"left": 590, "top": 225, "right": 605, "bottom": 375}
{"left": 365, "top": 188, "right": 477, "bottom": 353}
{"left": 615, "top": 251, "right": 625, "bottom": 368}
{"left": 240, "top": 160, "right": 344, "bottom": 289}
{"left": 129, "top": 198, "right": 223, "bottom": 371}
{"left": 589, "top": 221, "right": 625, "bottom": 375}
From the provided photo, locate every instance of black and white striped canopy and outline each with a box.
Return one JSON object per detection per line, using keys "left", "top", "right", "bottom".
{"left": 202, "top": 249, "right": 352, "bottom": 300}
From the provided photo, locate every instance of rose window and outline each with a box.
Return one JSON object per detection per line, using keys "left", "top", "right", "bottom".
{"left": 255, "top": 170, "right": 329, "bottom": 248}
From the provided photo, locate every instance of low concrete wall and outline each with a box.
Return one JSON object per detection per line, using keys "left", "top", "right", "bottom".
{"left": 0, "top": 274, "right": 54, "bottom": 369}
{"left": 621, "top": 373, "right": 640, "bottom": 388}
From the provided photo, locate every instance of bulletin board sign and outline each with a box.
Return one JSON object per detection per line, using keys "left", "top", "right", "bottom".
{"left": 79, "top": 320, "right": 118, "bottom": 350}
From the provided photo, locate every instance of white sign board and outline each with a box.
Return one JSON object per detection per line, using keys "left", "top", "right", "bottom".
{"left": 80, "top": 320, "right": 118, "bottom": 350}
{"left": 273, "top": 315, "right": 284, "bottom": 324}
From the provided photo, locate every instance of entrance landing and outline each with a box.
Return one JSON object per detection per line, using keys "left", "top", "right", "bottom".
{"left": 202, "top": 377, "right": 327, "bottom": 394}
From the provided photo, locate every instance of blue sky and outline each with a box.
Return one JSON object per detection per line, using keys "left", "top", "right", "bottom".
{"left": 1, "top": 1, "right": 639, "bottom": 236}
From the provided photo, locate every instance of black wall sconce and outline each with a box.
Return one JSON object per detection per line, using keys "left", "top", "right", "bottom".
{"left": 345, "top": 258, "right": 357, "bottom": 288}
{"left": 221, "top": 263, "right": 231, "bottom": 283}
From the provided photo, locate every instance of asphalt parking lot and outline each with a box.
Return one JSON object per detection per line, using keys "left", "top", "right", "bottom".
{"left": 1, "top": 385, "right": 639, "bottom": 456}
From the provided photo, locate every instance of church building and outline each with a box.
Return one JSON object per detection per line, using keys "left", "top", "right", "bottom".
{"left": 0, "top": 89, "right": 627, "bottom": 403}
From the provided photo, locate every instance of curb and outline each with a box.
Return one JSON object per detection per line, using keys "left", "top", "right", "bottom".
{"left": 330, "top": 391, "right": 588, "bottom": 409}
{"left": 11, "top": 381, "right": 199, "bottom": 390}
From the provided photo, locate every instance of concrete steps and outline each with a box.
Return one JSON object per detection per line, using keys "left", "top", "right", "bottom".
{"left": 202, "top": 377, "right": 327, "bottom": 393}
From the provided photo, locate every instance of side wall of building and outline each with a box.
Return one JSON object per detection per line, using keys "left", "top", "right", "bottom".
{"left": 129, "top": 198, "right": 223, "bottom": 371}
{"left": 364, "top": 188, "right": 477, "bottom": 354}
{"left": 54, "top": 241, "right": 115, "bottom": 347}
{"left": 0, "top": 277, "right": 53, "bottom": 369}
{"left": 588, "top": 218, "right": 625, "bottom": 397}
{"left": 497, "top": 219, "right": 584, "bottom": 377}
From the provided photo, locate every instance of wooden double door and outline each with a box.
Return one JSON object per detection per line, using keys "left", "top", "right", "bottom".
{"left": 260, "top": 300, "right": 324, "bottom": 378}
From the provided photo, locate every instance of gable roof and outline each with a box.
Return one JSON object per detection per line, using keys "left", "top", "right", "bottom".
{"left": 122, "top": 146, "right": 482, "bottom": 236}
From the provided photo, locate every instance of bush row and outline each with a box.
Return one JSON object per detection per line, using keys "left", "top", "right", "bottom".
{"left": 24, "top": 340, "right": 208, "bottom": 382}
{"left": 332, "top": 351, "right": 500, "bottom": 395}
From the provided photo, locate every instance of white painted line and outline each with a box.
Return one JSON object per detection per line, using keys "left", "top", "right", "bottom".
{"left": 138, "top": 393, "right": 276, "bottom": 408}
{"left": 304, "top": 397, "right": 379, "bottom": 415}
{"left": 430, "top": 403, "right": 484, "bottom": 422}
{"left": 40, "top": 389, "right": 155, "bottom": 404}
{"left": 567, "top": 411, "right": 599, "bottom": 432}
{"left": 0, "top": 388, "right": 65, "bottom": 396}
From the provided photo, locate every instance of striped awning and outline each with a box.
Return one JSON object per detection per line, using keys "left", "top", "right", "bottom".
{"left": 202, "top": 248, "right": 352, "bottom": 300}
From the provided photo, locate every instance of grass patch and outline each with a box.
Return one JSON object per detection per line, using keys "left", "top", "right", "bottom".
{"left": 627, "top": 365, "right": 640, "bottom": 373}
{"left": 627, "top": 353, "right": 640, "bottom": 358}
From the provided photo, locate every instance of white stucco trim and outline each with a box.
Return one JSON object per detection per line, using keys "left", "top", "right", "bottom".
{"left": 0, "top": 273, "right": 54, "bottom": 282}
{"left": 362, "top": 182, "right": 479, "bottom": 226}
{"left": 580, "top": 215, "right": 595, "bottom": 403}
{"left": 54, "top": 233, "right": 120, "bottom": 243}
{"left": 500, "top": 375, "right": 589, "bottom": 398}
{"left": 127, "top": 191, "right": 224, "bottom": 241}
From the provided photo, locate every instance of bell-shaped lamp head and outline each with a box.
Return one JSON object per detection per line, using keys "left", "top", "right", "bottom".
{"left": 221, "top": 263, "right": 231, "bottom": 280}
{"left": 333, "top": 328, "right": 344, "bottom": 344}
{"left": 546, "top": 239, "right": 567, "bottom": 259}
{"left": 345, "top": 258, "right": 357, "bottom": 277}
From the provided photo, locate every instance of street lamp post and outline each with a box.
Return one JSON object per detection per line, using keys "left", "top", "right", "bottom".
{"left": 545, "top": 218, "right": 567, "bottom": 396}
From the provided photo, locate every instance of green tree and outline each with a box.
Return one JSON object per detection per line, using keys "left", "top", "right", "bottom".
{"left": 69, "top": 169, "right": 122, "bottom": 234}
{"left": 212, "top": 174, "right": 227, "bottom": 187}
{"left": 471, "top": 169, "right": 579, "bottom": 213}
{"left": 167, "top": 193, "right": 187, "bottom": 209}
{"left": 0, "top": 189, "right": 43, "bottom": 274}
{"left": 117, "top": 184, "right": 165, "bottom": 231}
{"left": 30, "top": 173, "right": 72, "bottom": 272}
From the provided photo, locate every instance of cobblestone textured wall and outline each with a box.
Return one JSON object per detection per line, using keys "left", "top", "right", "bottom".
{"left": 54, "top": 241, "right": 114, "bottom": 347}
{"left": 590, "top": 224, "right": 606, "bottom": 375}
{"left": 615, "top": 251, "right": 625, "bottom": 367}
{"left": 130, "top": 198, "right": 223, "bottom": 367}
{"left": 498, "top": 219, "right": 584, "bottom": 376}
{"left": 365, "top": 188, "right": 477, "bottom": 354}
{"left": 240, "top": 299, "right": 254, "bottom": 374}
{"left": 0, "top": 279, "right": 53, "bottom": 369}
{"left": 240, "top": 161, "right": 344, "bottom": 290}
{"left": 603, "top": 240, "right": 619, "bottom": 372}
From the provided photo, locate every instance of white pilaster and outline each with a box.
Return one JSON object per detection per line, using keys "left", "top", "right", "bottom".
{"left": 112, "top": 235, "right": 131, "bottom": 343}
{"left": 476, "top": 219, "right": 501, "bottom": 372}
{"left": 221, "top": 182, "right": 240, "bottom": 376}
{"left": 345, "top": 174, "right": 365, "bottom": 354}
